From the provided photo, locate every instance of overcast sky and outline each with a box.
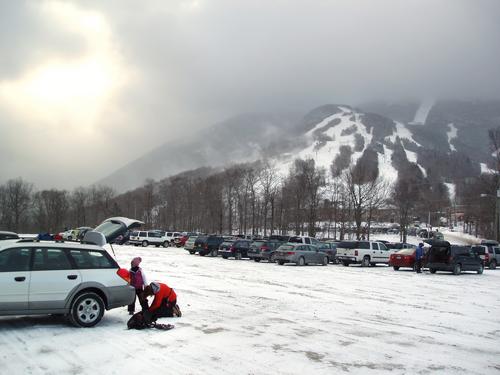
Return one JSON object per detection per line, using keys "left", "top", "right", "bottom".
{"left": 1, "top": 0, "right": 499, "bottom": 189}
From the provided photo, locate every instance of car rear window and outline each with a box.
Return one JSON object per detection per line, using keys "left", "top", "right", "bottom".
{"left": 471, "top": 246, "right": 485, "bottom": 255}
{"left": 338, "top": 241, "right": 357, "bottom": 249}
{"left": 69, "top": 249, "right": 116, "bottom": 269}
{"left": 251, "top": 241, "right": 266, "bottom": 247}
{"left": 130, "top": 231, "right": 138, "bottom": 237}
{"left": 288, "top": 237, "right": 303, "bottom": 243}
{"left": 397, "top": 249, "right": 415, "bottom": 255}
{"left": 451, "top": 246, "right": 470, "bottom": 256}
{"left": 277, "top": 244, "right": 294, "bottom": 251}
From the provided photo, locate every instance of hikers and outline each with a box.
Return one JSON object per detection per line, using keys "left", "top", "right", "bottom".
{"left": 415, "top": 243, "right": 424, "bottom": 273}
{"left": 143, "top": 281, "right": 181, "bottom": 323}
{"left": 128, "top": 257, "right": 149, "bottom": 315}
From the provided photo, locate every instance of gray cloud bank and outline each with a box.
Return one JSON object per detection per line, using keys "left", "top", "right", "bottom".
{"left": 1, "top": 0, "right": 499, "bottom": 189}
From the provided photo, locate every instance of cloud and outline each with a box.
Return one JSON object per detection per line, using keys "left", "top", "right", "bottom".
{"left": 0, "top": 0, "right": 499, "bottom": 189}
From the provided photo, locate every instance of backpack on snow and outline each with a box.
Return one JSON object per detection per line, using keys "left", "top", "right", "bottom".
{"left": 127, "top": 311, "right": 174, "bottom": 331}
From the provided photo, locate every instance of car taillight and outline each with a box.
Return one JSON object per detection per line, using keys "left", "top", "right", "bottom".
{"left": 485, "top": 253, "right": 490, "bottom": 261}
{"left": 355, "top": 250, "right": 358, "bottom": 256}
{"left": 230, "top": 246, "right": 235, "bottom": 251}
{"left": 117, "top": 268, "right": 130, "bottom": 283}
{"left": 204, "top": 245, "right": 208, "bottom": 249}
{"left": 286, "top": 251, "right": 295, "bottom": 255}
{"left": 260, "top": 246, "right": 269, "bottom": 251}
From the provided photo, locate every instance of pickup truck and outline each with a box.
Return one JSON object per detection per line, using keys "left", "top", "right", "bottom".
{"left": 336, "top": 240, "right": 395, "bottom": 267}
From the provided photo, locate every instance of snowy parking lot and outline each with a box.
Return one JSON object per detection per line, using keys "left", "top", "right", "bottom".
{"left": 1, "top": 238, "right": 500, "bottom": 375}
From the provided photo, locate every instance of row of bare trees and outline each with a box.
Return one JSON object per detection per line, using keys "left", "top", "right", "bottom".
{"left": 3, "top": 153, "right": 498, "bottom": 240}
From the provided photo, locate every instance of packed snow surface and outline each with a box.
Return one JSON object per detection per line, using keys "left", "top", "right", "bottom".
{"left": 411, "top": 99, "right": 435, "bottom": 125}
{"left": 1, "top": 237, "right": 500, "bottom": 375}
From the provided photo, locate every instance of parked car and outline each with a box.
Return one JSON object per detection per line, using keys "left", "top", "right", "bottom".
{"left": 84, "top": 217, "right": 144, "bottom": 245}
{"left": 217, "top": 237, "right": 237, "bottom": 254}
{"left": 128, "top": 231, "right": 168, "bottom": 247}
{"left": 0, "top": 239, "right": 135, "bottom": 327}
{"left": 219, "top": 239, "right": 252, "bottom": 259}
{"left": 268, "top": 235, "right": 290, "bottom": 242}
{"left": 316, "top": 242, "right": 338, "bottom": 263}
{"left": 194, "top": 235, "right": 224, "bottom": 256}
{"left": 61, "top": 229, "right": 78, "bottom": 241}
{"left": 288, "top": 236, "right": 320, "bottom": 245}
{"left": 471, "top": 240, "right": 500, "bottom": 269}
{"left": 247, "top": 240, "right": 283, "bottom": 262}
{"left": 426, "top": 241, "right": 483, "bottom": 275}
{"left": 336, "top": 240, "right": 395, "bottom": 266}
{"left": 164, "top": 232, "right": 183, "bottom": 246}
{"left": 386, "top": 242, "right": 416, "bottom": 250}
{"left": 0, "top": 231, "right": 19, "bottom": 241}
{"left": 184, "top": 236, "right": 200, "bottom": 254}
{"left": 274, "top": 243, "right": 329, "bottom": 266}
{"left": 389, "top": 248, "right": 418, "bottom": 270}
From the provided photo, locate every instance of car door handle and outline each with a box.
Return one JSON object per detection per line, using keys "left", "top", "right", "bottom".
{"left": 67, "top": 275, "right": 78, "bottom": 280}
{"left": 14, "top": 276, "right": 26, "bottom": 282}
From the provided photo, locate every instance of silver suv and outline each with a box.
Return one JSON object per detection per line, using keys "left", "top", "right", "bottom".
{"left": 0, "top": 239, "right": 135, "bottom": 327}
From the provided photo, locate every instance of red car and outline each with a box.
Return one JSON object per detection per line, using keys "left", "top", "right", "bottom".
{"left": 174, "top": 235, "right": 189, "bottom": 247}
{"left": 389, "top": 248, "right": 416, "bottom": 270}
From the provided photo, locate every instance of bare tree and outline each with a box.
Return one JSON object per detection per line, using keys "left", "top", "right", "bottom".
{"left": 0, "top": 178, "right": 33, "bottom": 232}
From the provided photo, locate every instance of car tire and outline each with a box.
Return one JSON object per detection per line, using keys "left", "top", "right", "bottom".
{"left": 269, "top": 254, "right": 276, "bottom": 263}
{"left": 322, "top": 256, "right": 328, "bottom": 266}
{"left": 68, "top": 236, "right": 73, "bottom": 241}
{"left": 361, "top": 256, "right": 370, "bottom": 267}
{"left": 477, "top": 264, "right": 484, "bottom": 274}
{"left": 297, "top": 257, "right": 305, "bottom": 266}
{"left": 490, "top": 260, "right": 497, "bottom": 270}
{"left": 277, "top": 260, "right": 285, "bottom": 265}
{"left": 69, "top": 292, "right": 105, "bottom": 328}
{"left": 254, "top": 258, "right": 261, "bottom": 262}
{"left": 393, "top": 266, "right": 400, "bottom": 271}
{"left": 429, "top": 268, "right": 436, "bottom": 274}
{"left": 189, "top": 250, "right": 195, "bottom": 255}
{"left": 342, "top": 261, "right": 349, "bottom": 267}
{"left": 142, "top": 240, "right": 148, "bottom": 247}
{"left": 210, "top": 249, "right": 217, "bottom": 257}
{"left": 222, "top": 256, "right": 228, "bottom": 259}
{"left": 163, "top": 241, "right": 169, "bottom": 248}
{"left": 453, "top": 263, "right": 461, "bottom": 275}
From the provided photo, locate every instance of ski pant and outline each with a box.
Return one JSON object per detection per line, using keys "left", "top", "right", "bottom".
{"left": 151, "top": 298, "right": 177, "bottom": 320}
{"left": 128, "top": 288, "right": 148, "bottom": 313}
{"left": 415, "top": 259, "right": 422, "bottom": 273}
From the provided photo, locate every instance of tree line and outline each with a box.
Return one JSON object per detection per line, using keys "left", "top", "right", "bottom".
{"left": 0, "top": 155, "right": 498, "bottom": 241}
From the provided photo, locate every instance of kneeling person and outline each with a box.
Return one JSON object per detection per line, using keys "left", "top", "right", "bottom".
{"left": 143, "top": 281, "right": 180, "bottom": 322}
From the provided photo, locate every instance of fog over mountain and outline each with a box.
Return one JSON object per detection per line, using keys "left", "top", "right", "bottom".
{"left": 0, "top": 1, "right": 499, "bottom": 189}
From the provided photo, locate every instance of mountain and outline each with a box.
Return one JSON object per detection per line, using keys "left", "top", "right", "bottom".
{"left": 97, "top": 112, "right": 301, "bottom": 192}
{"left": 99, "top": 100, "right": 500, "bottom": 193}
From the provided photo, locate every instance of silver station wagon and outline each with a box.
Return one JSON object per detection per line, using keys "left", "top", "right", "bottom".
{"left": 274, "top": 243, "right": 329, "bottom": 266}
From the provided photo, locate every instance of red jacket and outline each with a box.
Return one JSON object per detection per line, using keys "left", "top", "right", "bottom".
{"left": 149, "top": 283, "right": 177, "bottom": 312}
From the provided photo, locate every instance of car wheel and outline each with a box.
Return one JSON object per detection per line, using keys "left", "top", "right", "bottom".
{"left": 453, "top": 263, "right": 462, "bottom": 275}
{"left": 68, "top": 236, "right": 73, "bottom": 241}
{"left": 163, "top": 241, "right": 169, "bottom": 248}
{"left": 322, "top": 256, "right": 328, "bottom": 266}
{"left": 393, "top": 266, "right": 400, "bottom": 271}
{"left": 189, "top": 250, "right": 195, "bottom": 255}
{"left": 297, "top": 256, "right": 305, "bottom": 266}
{"left": 269, "top": 254, "right": 276, "bottom": 263}
{"left": 277, "top": 260, "right": 285, "bottom": 265}
{"left": 477, "top": 264, "right": 484, "bottom": 274}
{"left": 429, "top": 268, "right": 436, "bottom": 274}
{"left": 361, "top": 256, "right": 370, "bottom": 267}
{"left": 254, "top": 258, "right": 261, "bottom": 262}
{"left": 222, "top": 256, "right": 228, "bottom": 259}
{"left": 142, "top": 240, "right": 148, "bottom": 247}
{"left": 490, "top": 260, "right": 497, "bottom": 270}
{"left": 342, "top": 261, "right": 349, "bottom": 267}
{"left": 69, "top": 292, "right": 104, "bottom": 328}
{"left": 210, "top": 249, "right": 218, "bottom": 257}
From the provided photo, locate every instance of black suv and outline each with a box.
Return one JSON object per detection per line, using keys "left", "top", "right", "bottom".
{"left": 194, "top": 235, "right": 224, "bottom": 256}
{"left": 219, "top": 239, "right": 252, "bottom": 259}
{"left": 426, "top": 241, "right": 483, "bottom": 275}
{"left": 247, "top": 240, "right": 283, "bottom": 262}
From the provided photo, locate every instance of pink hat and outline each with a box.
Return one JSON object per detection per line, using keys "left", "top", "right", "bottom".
{"left": 131, "top": 257, "right": 142, "bottom": 267}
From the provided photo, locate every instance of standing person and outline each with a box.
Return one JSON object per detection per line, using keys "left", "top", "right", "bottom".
{"left": 128, "top": 257, "right": 148, "bottom": 315}
{"left": 143, "top": 281, "right": 181, "bottom": 323}
{"left": 415, "top": 243, "right": 424, "bottom": 273}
